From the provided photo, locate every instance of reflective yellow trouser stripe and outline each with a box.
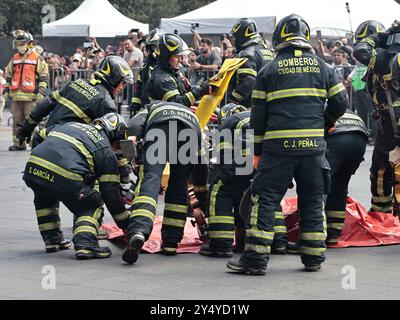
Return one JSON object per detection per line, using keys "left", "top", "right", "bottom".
{"left": 249, "top": 194, "right": 260, "bottom": 228}
{"left": 209, "top": 180, "right": 224, "bottom": 217}
{"left": 300, "top": 232, "right": 327, "bottom": 241}
{"left": 275, "top": 211, "right": 284, "bottom": 219}
{"left": 164, "top": 203, "right": 188, "bottom": 214}
{"left": 112, "top": 211, "right": 129, "bottom": 222}
{"left": 245, "top": 244, "right": 270, "bottom": 254}
{"left": 327, "top": 223, "right": 344, "bottom": 230}
{"left": 75, "top": 216, "right": 99, "bottom": 229}
{"left": 129, "top": 209, "right": 155, "bottom": 220}
{"left": 135, "top": 165, "right": 144, "bottom": 197}
{"left": 36, "top": 208, "right": 59, "bottom": 218}
{"left": 74, "top": 226, "right": 98, "bottom": 236}
{"left": 39, "top": 222, "right": 60, "bottom": 231}
{"left": 266, "top": 88, "right": 327, "bottom": 102}
{"left": 326, "top": 211, "right": 346, "bottom": 219}
{"left": 162, "top": 217, "right": 186, "bottom": 228}
{"left": 299, "top": 246, "right": 326, "bottom": 256}
{"left": 209, "top": 230, "right": 235, "bottom": 239}
{"left": 208, "top": 216, "right": 235, "bottom": 224}
{"left": 48, "top": 131, "right": 94, "bottom": 171}
{"left": 274, "top": 226, "right": 287, "bottom": 233}
{"left": 28, "top": 155, "right": 83, "bottom": 181}
{"left": 377, "top": 168, "right": 385, "bottom": 197}
{"left": 246, "top": 229, "right": 274, "bottom": 240}
{"left": 132, "top": 196, "right": 157, "bottom": 208}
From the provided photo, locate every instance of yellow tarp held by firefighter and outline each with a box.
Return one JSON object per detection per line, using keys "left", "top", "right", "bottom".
{"left": 195, "top": 58, "right": 248, "bottom": 129}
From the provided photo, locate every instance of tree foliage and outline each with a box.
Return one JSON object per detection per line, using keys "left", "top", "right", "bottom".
{"left": 0, "top": 0, "right": 215, "bottom": 36}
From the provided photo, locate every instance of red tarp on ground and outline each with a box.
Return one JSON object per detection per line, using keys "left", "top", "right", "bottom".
{"left": 101, "top": 196, "right": 400, "bottom": 253}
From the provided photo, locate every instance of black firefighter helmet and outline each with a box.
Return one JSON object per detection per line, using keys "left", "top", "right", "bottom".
{"left": 217, "top": 103, "right": 247, "bottom": 123}
{"left": 146, "top": 28, "right": 165, "bottom": 55}
{"left": 155, "top": 33, "right": 189, "bottom": 71}
{"left": 94, "top": 55, "right": 133, "bottom": 92}
{"left": 354, "top": 20, "right": 386, "bottom": 43}
{"left": 94, "top": 113, "right": 128, "bottom": 143}
{"left": 272, "top": 14, "right": 311, "bottom": 52}
{"left": 230, "top": 18, "right": 259, "bottom": 50}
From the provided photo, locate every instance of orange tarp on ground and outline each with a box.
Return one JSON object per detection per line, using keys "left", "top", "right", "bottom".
{"left": 101, "top": 196, "right": 400, "bottom": 253}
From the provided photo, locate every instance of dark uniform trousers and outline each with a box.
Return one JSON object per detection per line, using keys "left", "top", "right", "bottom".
{"left": 208, "top": 174, "right": 250, "bottom": 250}
{"left": 25, "top": 181, "right": 104, "bottom": 252}
{"left": 242, "top": 151, "right": 328, "bottom": 268}
{"left": 128, "top": 122, "right": 191, "bottom": 250}
{"left": 325, "top": 133, "right": 367, "bottom": 243}
{"left": 370, "top": 109, "right": 400, "bottom": 213}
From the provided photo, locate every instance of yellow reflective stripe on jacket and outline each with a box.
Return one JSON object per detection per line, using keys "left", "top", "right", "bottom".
{"left": 237, "top": 68, "right": 257, "bottom": 76}
{"left": 266, "top": 88, "right": 327, "bottom": 102}
{"left": 112, "top": 211, "right": 129, "bottom": 222}
{"left": 208, "top": 216, "right": 235, "bottom": 224}
{"left": 52, "top": 91, "right": 91, "bottom": 123}
{"left": 236, "top": 119, "right": 250, "bottom": 131}
{"left": 264, "top": 129, "right": 324, "bottom": 140}
{"left": 163, "top": 89, "right": 180, "bottom": 101}
{"left": 185, "top": 92, "right": 196, "bottom": 105}
{"left": 245, "top": 244, "right": 270, "bottom": 254}
{"left": 232, "top": 90, "right": 245, "bottom": 101}
{"left": 252, "top": 90, "right": 267, "bottom": 100}
{"left": 132, "top": 196, "right": 157, "bottom": 208}
{"left": 328, "top": 83, "right": 346, "bottom": 98}
{"left": 299, "top": 246, "right": 326, "bottom": 256}
{"left": 253, "top": 135, "right": 264, "bottom": 144}
{"left": 326, "top": 211, "right": 346, "bottom": 219}
{"left": 98, "top": 174, "right": 120, "bottom": 183}
{"left": 164, "top": 203, "right": 188, "bottom": 213}
{"left": 129, "top": 209, "right": 155, "bottom": 220}
{"left": 300, "top": 232, "right": 327, "bottom": 241}
{"left": 208, "top": 230, "right": 234, "bottom": 239}
{"left": 162, "top": 217, "right": 186, "bottom": 228}
{"left": 39, "top": 222, "right": 60, "bottom": 232}
{"left": 48, "top": 131, "right": 94, "bottom": 172}
{"left": 28, "top": 155, "right": 83, "bottom": 181}
{"left": 147, "top": 105, "right": 200, "bottom": 126}
{"left": 246, "top": 228, "right": 274, "bottom": 240}
{"left": 36, "top": 208, "right": 59, "bottom": 218}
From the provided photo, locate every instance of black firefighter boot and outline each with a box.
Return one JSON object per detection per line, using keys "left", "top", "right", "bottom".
{"left": 44, "top": 231, "right": 72, "bottom": 253}
{"left": 122, "top": 232, "right": 145, "bottom": 264}
{"left": 227, "top": 255, "right": 267, "bottom": 276}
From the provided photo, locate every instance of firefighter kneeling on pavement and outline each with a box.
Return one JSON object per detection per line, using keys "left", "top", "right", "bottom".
{"left": 23, "top": 113, "right": 130, "bottom": 260}
{"left": 122, "top": 101, "right": 208, "bottom": 264}
{"left": 4, "top": 30, "right": 49, "bottom": 151}
{"left": 227, "top": 14, "right": 347, "bottom": 275}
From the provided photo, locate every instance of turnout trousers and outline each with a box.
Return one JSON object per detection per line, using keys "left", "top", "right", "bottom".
{"left": 24, "top": 180, "right": 105, "bottom": 253}
{"left": 127, "top": 122, "right": 191, "bottom": 250}
{"left": 240, "top": 151, "right": 328, "bottom": 269}
{"left": 325, "top": 133, "right": 367, "bottom": 243}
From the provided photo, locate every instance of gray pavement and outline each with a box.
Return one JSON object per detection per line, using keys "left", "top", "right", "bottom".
{"left": 1, "top": 109, "right": 400, "bottom": 300}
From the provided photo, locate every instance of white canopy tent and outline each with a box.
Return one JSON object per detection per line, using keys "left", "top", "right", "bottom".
{"left": 43, "top": 0, "right": 149, "bottom": 37}
{"left": 161, "top": 0, "right": 399, "bottom": 37}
